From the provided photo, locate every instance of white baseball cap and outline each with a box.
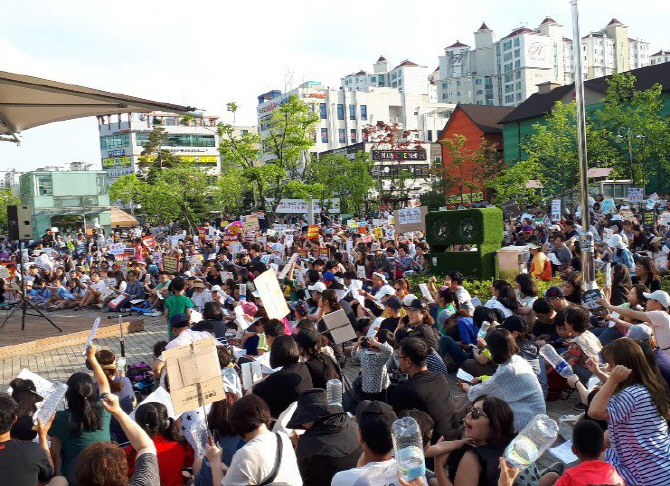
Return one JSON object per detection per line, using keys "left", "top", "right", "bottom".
{"left": 643, "top": 290, "right": 670, "bottom": 309}
{"left": 308, "top": 282, "right": 327, "bottom": 293}
{"left": 402, "top": 294, "right": 419, "bottom": 306}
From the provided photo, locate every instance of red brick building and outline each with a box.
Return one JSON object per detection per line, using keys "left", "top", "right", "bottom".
{"left": 439, "top": 104, "right": 514, "bottom": 203}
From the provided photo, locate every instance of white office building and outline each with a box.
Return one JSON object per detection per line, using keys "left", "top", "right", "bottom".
{"left": 0, "top": 169, "right": 24, "bottom": 194}
{"left": 97, "top": 112, "right": 221, "bottom": 183}
{"left": 437, "top": 17, "right": 650, "bottom": 106}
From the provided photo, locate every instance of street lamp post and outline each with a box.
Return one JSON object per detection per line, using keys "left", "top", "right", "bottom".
{"left": 571, "top": 0, "right": 596, "bottom": 290}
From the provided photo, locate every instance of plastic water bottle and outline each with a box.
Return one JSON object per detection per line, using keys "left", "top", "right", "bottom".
{"left": 239, "top": 283, "right": 247, "bottom": 301}
{"left": 539, "top": 344, "right": 574, "bottom": 378}
{"left": 504, "top": 414, "right": 558, "bottom": 468}
{"left": 477, "top": 321, "right": 491, "bottom": 339}
{"left": 392, "top": 416, "right": 426, "bottom": 483}
{"left": 326, "top": 379, "right": 342, "bottom": 407}
{"left": 34, "top": 382, "right": 68, "bottom": 424}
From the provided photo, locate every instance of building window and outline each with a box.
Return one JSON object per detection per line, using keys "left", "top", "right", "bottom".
{"left": 338, "top": 129, "right": 345, "bottom": 143}
{"left": 337, "top": 104, "right": 344, "bottom": 120}
{"left": 36, "top": 175, "right": 53, "bottom": 196}
{"left": 349, "top": 104, "right": 356, "bottom": 120}
{"left": 360, "top": 105, "right": 367, "bottom": 121}
{"left": 100, "top": 134, "right": 130, "bottom": 150}
{"left": 516, "top": 71, "right": 521, "bottom": 79}
{"left": 321, "top": 128, "right": 328, "bottom": 143}
{"left": 371, "top": 76, "right": 376, "bottom": 82}
{"left": 514, "top": 60, "right": 521, "bottom": 68}
{"left": 362, "top": 129, "right": 368, "bottom": 142}
{"left": 97, "top": 174, "right": 108, "bottom": 195}
{"left": 351, "top": 129, "right": 357, "bottom": 143}
{"left": 427, "top": 130, "right": 433, "bottom": 141}
{"left": 320, "top": 103, "right": 327, "bottom": 119}
{"left": 475, "top": 78, "right": 483, "bottom": 85}
{"left": 476, "top": 90, "right": 483, "bottom": 95}
{"left": 136, "top": 133, "right": 215, "bottom": 147}
{"left": 241, "top": 130, "right": 249, "bottom": 136}
{"left": 457, "top": 80, "right": 461, "bottom": 86}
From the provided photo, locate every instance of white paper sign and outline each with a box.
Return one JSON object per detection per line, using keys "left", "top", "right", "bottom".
{"left": 628, "top": 187, "right": 645, "bottom": 203}
{"left": 254, "top": 269, "right": 290, "bottom": 320}
{"left": 241, "top": 361, "right": 263, "bottom": 390}
{"left": 456, "top": 368, "right": 476, "bottom": 384}
{"left": 278, "top": 253, "right": 299, "bottom": 280}
{"left": 82, "top": 318, "right": 101, "bottom": 356}
{"left": 418, "top": 283, "right": 435, "bottom": 304}
{"left": 366, "top": 317, "right": 384, "bottom": 338}
{"left": 8, "top": 369, "right": 53, "bottom": 397}
{"left": 549, "top": 440, "right": 579, "bottom": 464}
{"left": 129, "top": 386, "right": 177, "bottom": 420}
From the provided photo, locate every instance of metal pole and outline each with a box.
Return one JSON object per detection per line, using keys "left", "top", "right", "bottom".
{"left": 571, "top": 0, "right": 596, "bottom": 289}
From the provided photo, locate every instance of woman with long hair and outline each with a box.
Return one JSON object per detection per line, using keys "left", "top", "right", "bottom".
{"left": 125, "top": 403, "right": 193, "bottom": 486}
{"left": 514, "top": 273, "right": 538, "bottom": 309}
{"left": 8, "top": 378, "right": 43, "bottom": 440}
{"left": 589, "top": 338, "right": 670, "bottom": 485}
{"left": 94, "top": 349, "right": 135, "bottom": 443}
{"left": 561, "top": 271, "right": 582, "bottom": 305}
{"left": 484, "top": 279, "right": 519, "bottom": 318}
{"left": 633, "top": 255, "right": 662, "bottom": 292}
{"left": 609, "top": 263, "right": 633, "bottom": 306}
{"left": 427, "top": 395, "right": 517, "bottom": 486}
{"left": 49, "top": 346, "right": 111, "bottom": 486}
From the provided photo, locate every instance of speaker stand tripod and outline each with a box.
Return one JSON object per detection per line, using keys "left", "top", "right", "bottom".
{"left": 0, "top": 240, "right": 62, "bottom": 333}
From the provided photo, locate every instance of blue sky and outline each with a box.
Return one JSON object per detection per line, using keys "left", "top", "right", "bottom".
{"left": 0, "top": 0, "right": 667, "bottom": 171}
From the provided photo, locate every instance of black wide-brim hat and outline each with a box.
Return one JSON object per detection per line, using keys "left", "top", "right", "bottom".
{"left": 287, "top": 388, "right": 342, "bottom": 429}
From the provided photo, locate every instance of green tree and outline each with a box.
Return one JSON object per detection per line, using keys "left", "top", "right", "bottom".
{"left": 0, "top": 189, "right": 21, "bottom": 229}
{"left": 592, "top": 72, "right": 670, "bottom": 189}
{"left": 439, "top": 134, "right": 499, "bottom": 204}
{"left": 487, "top": 159, "right": 544, "bottom": 207}
{"left": 137, "top": 124, "right": 182, "bottom": 181}
{"left": 522, "top": 101, "right": 613, "bottom": 201}
{"left": 264, "top": 94, "right": 320, "bottom": 180}
{"left": 109, "top": 174, "right": 146, "bottom": 211}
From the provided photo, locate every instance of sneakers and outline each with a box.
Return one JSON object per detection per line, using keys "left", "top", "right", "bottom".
{"left": 149, "top": 310, "right": 163, "bottom": 317}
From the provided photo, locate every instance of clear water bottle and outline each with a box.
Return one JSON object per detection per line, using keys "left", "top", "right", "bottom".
{"left": 539, "top": 344, "right": 574, "bottom": 378}
{"left": 326, "top": 379, "right": 342, "bottom": 407}
{"left": 392, "top": 416, "right": 426, "bottom": 483}
{"left": 504, "top": 414, "right": 558, "bottom": 468}
{"left": 477, "top": 321, "right": 491, "bottom": 340}
{"left": 239, "top": 283, "right": 247, "bottom": 301}
{"left": 34, "top": 382, "right": 68, "bottom": 425}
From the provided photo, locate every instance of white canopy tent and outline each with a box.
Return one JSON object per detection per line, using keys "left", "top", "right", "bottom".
{"left": 0, "top": 70, "right": 197, "bottom": 143}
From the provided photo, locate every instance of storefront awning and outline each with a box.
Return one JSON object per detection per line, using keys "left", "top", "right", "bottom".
{"left": 0, "top": 70, "right": 197, "bottom": 143}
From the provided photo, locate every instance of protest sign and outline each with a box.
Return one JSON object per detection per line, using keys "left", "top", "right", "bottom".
{"left": 163, "top": 337, "right": 225, "bottom": 415}
{"left": 357, "top": 265, "right": 366, "bottom": 279}
{"left": 393, "top": 206, "right": 428, "bottom": 233}
{"left": 163, "top": 255, "right": 179, "bottom": 274}
{"left": 581, "top": 289, "right": 605, "bottom": 317}
{"left": 129, "top": 386, "right": 177, "bottom": 420}
{"left": 501, "top": 200, "right": 521, "bottom": 219}
{"left": 359, "top": 235, "right": 372, "bottom": 243}
{"left": 108, "top": 243, "right": 126, "bottom": 255}
{"left": 319, "top": 247, "right": 330, "bottom": 259}
{"left": 373, "top": 227, "right": 383, "bottom": 238}
{"left": 366, "top": 317, "right": 384, "bottom": 338}
{"left": 550, "top": 199, "right": 561, "bottom": 222}
{"left": 628, "top": 187, "right": 644, "bottom": 203}
{"left": 307, "top": 225, "right": 320, "bottom": 239}
{"left": 141, "top": 235, "right": 155, "bottom": 248}
{"left": 82, "top": 318, "right": 101, "bottom": 356}
{"left": 254, "top": 269, "right": 290, "bottom": 320}
{"left": 418, "top": 283, "right": 435, "bottom": 304}
{"left": 277, "top": 253, "right": 299, "bottom": 280}
{"left": 643, "top": 210, "right": 656, "bottom": 228}
{"left": 9, "top": 369, "right": 52, "bottom": 398}
{"left": 322, "top": 309, "right": 356, "bottom": 344}
{"left": 241, "top": 214, "right": 260, "bottom": 233}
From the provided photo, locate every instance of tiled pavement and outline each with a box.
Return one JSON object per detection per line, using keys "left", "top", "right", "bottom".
{"left": 1, "top": 309, "right": 578, "bottom": 468}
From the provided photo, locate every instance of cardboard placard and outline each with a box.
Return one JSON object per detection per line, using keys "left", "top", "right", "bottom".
{"left": 242, "top": 214, "right": 260, "bottom": 233}
{"left": 501, "top": 200, "right": 521, "bottom": 219}
{"left": 393, "top": 206, "right": 428, "bottom": 233}
{"left": 318, "top": 247, "right": 330, "bottom": 259}
{"left": 322, "top": 309, "right": 356, "bottom": 344}
{"left": 162, "top": 337, "right": 225, "bottom": 415}
{"left": 254, "top": 269, "right": 290, "bottom": 320}
{"left": 163, "top": 255, "right": 180, "bottom": 274}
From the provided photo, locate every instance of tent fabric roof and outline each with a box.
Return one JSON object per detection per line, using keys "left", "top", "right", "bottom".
{"left": 500, "top": 62, "right": 670, "bottom": 124}
{"left": 0, "top": 70, "right": 196, "bottom": 142}
{"left": 110, "top": 208, "right": 138, "bottom": 228}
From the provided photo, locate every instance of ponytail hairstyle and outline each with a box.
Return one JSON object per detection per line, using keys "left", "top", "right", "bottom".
{"left": 134, "top": 402, "right": 187, "bottom": 444}
{"left": 321, "top": 289, "right": 341, "bottom": 311}
{"left": 94, "top": 349, "right": 123, "bottom": 393}
{"left": 9, "top": 378, "right": 42, "bottom": 415}
{"left": 65, "top": 373, "right": 103, "bottom": 436}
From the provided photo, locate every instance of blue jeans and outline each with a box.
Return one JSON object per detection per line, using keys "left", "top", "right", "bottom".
{"left": 439, "top": 335, "right": 471, "bottom": 366}
{"left": 592, "top": 326, "right": 624, "bottom": 346}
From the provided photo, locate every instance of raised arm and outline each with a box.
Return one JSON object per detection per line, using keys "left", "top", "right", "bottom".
{"left": 600, "top": 298, "right": 650, "bottom": 323}
{"left": 100, "top": 393, "right": 156, "bottom": 457}
{"left": 86, "top": 344, "right": 110, "bottom": 396}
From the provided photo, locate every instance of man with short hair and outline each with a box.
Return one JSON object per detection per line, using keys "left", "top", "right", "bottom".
{"left": 152, "top": 313, "right": 215, "bottom": 376}
{"left": 545, "top": 286, "right": 569, "bottom": 312}
{"left": 0, "top": 393, "right": 64, "bottom": 486}
{"left": 390, "top": 337, "right": 459, "bottom": 442}
{"left": 331, "top": 401, "right": 399, "bottom": 486}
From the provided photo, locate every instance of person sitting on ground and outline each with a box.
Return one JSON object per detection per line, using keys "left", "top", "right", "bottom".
{"left": 293, "top": 327, "right": 340, "bottom": 389}
{"left": 460, "top": 328, "right": 545, "bottom": 433}
{"left": 288, "top": 388, "right": 362, "bottom": 485}
{"left": 390, "top": 337, "right": 459, "bottom": 442}
{"left": 353, "top": 329, "right": 395, "bottom": 402}
{"left": 76, "top": 393, "right": 160, "bottom": 486}
{"left": 0, "top": 392, "right": 65, "bottom": 486}
{"left": 554, "top": 419, "right": 624, "bottom": 486}
{"left": 330, "top": 400, "right": 400, "bottom": 486}
{"left": 205, "top": 394, "right": 302, "bottom": 486}
{"left": 8, "top": 377, "right": 43, "bottom": 441}
{"left": 124, "top": 402, "right": 194, "bottom": 486}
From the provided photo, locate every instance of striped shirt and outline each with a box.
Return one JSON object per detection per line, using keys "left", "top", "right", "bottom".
{"left": 606, "top": 384, "right": 670, "bottom": 485}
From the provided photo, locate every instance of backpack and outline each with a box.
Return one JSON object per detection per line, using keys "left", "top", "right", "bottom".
{"left": 126, "top": 362, "right": 154, "bottom": 392}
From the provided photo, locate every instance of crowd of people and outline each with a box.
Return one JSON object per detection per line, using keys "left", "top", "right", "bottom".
{"left": 1, "top": 196, "right": 670, "bottom": 486}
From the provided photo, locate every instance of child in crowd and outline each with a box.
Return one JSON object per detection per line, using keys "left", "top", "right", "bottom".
{"left": 163, "top": 277, "right": 193, "bottom": 339}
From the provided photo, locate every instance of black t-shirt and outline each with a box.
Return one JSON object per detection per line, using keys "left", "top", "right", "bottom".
{"left": 0, "top": 439, "right": 53, "bottom": 486}
{"left": 206, "top": 274, "right": 224, "bottom": 286}
{"left": 390, "top": 370, "right": 459, "bottom": 442}
{"left": 532, "top": 319, "right": 554, "bottom": 338}
{"left": 380, "top": 317, "right": 400, "bottom": 333}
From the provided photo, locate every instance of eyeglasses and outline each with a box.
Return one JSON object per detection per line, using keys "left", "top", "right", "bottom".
{"left": 466, "top": 405, "right": 488, "bottom": 420}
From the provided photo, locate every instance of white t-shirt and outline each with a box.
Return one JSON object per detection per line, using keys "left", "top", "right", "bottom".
{"left": 646, "top": 310, "right": 670, "bottom": 356}
{"left": 331, "top": 458, "right": 398, "bottom": 486}
{"left": 157, "top": 329, "right": 213, "bottom": 361}
{"left": 223, "top": 432, "right": 302, "bottom": 486}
